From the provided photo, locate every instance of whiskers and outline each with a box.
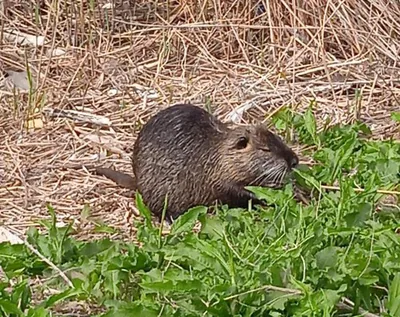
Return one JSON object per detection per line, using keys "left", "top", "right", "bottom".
{"left": 252, "top": 162, "right": 289, "bottom": 188}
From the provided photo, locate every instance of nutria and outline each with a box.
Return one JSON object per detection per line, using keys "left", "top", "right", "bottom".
{"left": 94, "top": 103, "right": 299, "bottom": 222}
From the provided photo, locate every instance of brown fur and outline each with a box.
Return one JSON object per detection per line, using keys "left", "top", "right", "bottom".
{"left": 95, "top": 103, "right": 299, "bottom": 222}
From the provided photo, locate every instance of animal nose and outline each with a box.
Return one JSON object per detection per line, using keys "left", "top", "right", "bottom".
{"left": 289, "top": 155, "right": 299, "bottom": 168}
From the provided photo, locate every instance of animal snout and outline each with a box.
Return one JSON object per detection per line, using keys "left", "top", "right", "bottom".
{"left": 288, "top": 154, "right": 299, "bottom": 169}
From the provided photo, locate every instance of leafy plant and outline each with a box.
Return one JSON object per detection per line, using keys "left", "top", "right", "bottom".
{"left": 0, "top": 107, "right": 399, "bottom": 316}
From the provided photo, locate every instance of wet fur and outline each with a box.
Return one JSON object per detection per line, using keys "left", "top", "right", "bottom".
{"left": 95, "top": 103, "right": 299, "bottom": 221}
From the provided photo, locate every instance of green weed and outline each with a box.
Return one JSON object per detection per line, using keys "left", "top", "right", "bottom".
{"left": 0, "top": 108, "right": 399, "bottom": 316}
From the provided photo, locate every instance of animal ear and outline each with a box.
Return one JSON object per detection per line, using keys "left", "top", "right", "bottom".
{"left": 235, "top": 136, "right": 249, "bottom": 149}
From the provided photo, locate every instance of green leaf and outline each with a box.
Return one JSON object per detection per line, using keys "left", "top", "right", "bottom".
{"left": 170, "top": 206, "right": 207, "bottom": 235}
{"left": 292, "top": 169, "right": 322, "bottom": 194}
{"left": 199, "top": 216, "right": 225, "bottom": 240}
{"left": 246, "top": 186, "right": 280, "bottom": 204}
{"left": 388, "top": 273, "right": 400, "bottom": 317}
{"left": 0, "top": 300, "right": 24, "bottom": 315}
{"left": 265, "top": 291, "right": 295, "bottom": 310}
{"left": 344, "top": 202, "right": 372, "bottom": 227}
{"left": 316, "top": 246, "right": 337, "bottom": 270}
{"left": 358, "top": 275, "right": 379, "bottom": 286}
{"left": 322, "top": 289, "right": 342, "bottom": 307}
{"left": 93, "top": 224, "right": 118, "bottom": 234}
{"left": 11, "top": 281, "right": 31, "bottom": 312}
{"left": 26, "top": 306, "right": 51, "bottom": 317}
{"left": 135, "top": 192, "right": 152, "bottom": 227}
{"left": 163, "top": 240, "right": 229, "bottom": 276}
{"left": 304, "top": 103, "right": 319, "bottom": 146}
{"left": 330, "top": 134, "right": 358, "bottom": 181}
{"left": 79, "top": 239, "right": 115, "bottom": 257}
{"left": 391, "top": 112, "right": 400, "bottom": 122}
{"left": 44, "top": 288, "right": 84, "bottom": 308}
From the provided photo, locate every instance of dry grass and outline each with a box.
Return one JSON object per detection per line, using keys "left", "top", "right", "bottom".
{"left": 1, "top": 0, "right": 400, "bottom": 242}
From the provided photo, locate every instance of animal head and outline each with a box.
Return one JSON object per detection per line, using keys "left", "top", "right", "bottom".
{"left": 221, "top": 124, "right": 299, "bottom": 187}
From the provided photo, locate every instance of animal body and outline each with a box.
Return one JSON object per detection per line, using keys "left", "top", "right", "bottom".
{"left": 94, "top": 103, "right": 299, "bottom": 222}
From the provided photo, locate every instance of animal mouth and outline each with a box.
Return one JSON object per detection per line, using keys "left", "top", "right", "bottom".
{"left": 253, "top": 163, "right": 292, "bottom": 188}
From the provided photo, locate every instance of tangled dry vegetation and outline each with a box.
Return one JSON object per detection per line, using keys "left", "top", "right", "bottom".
{"left": 0, "top": 0, "right": 399, "bottom": 240}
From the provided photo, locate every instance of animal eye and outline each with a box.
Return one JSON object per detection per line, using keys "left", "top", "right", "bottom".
{"left": 235, "top": 136, "right": 248, "bottom": 149}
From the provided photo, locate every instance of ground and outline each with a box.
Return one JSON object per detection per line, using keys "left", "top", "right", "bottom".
{"left": 1, "top": 0, "right": 399, "bottom": 241}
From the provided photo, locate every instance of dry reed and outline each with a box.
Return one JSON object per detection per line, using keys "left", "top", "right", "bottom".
{"left": 0, "top": 0, "right": 399, "bottom": 240}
